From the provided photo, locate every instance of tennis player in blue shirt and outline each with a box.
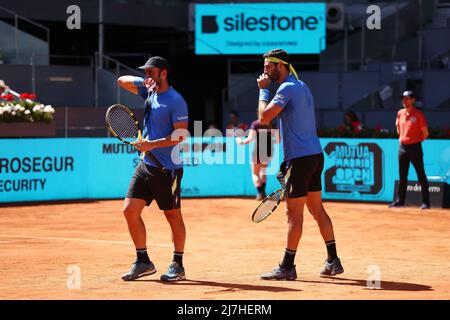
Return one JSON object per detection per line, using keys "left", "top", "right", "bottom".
{"left": 258, "top": 49, "right": 344, "bottom": 280}
{"left": 117, "top": 56, "right": 189, "bottom": 282}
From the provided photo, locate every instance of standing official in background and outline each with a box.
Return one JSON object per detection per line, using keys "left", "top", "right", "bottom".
{"left": 390, "top": 91, "right": 430, "bottom": 209}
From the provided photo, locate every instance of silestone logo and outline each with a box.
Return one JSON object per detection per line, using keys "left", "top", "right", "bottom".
{"left": 201, "top": 13, "right": 320, "bottom": 33}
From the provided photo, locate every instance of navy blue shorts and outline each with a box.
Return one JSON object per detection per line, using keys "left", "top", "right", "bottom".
{"left": 126, "top": 161, "right": 183, "bottom": 210}
{"left": 277, "top": 153, "right": 324, "bottom": 198}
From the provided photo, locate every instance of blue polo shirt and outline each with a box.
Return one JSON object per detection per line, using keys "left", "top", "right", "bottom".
{"left": 271, "top": 75, "right": 322, "bottom": 161}
{"left": 136, "top": 83, "right": 188, "bottom": 169}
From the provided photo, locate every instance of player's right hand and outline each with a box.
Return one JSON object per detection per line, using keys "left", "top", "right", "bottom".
{"left": 257, "top": 73, "right": 270, "bottom": 89}
{"left": 143, "top": 78, "right": 158, "bottom": 92}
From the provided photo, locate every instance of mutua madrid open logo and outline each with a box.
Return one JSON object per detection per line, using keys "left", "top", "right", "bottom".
{"left": 324, "top": 142, "right": 383, "bottom": 196}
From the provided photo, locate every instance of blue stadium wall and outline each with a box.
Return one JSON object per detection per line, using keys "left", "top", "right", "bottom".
{"left": 0, "top": 137, "right": 449, "bottom": 203}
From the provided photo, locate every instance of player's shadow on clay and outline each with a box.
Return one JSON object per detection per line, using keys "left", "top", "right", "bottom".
{"left": 298, "top": 277, "right": 433, "bottom": 292}
{"left": 142, "top": 279, "right": 302, "bottom": 293}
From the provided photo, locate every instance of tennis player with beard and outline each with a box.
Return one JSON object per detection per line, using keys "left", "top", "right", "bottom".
{"left": 257, "top": 49, "right": 344, "bottom": 280}
{"left": 117, "top": 56, "right": 189, "bottom": 282}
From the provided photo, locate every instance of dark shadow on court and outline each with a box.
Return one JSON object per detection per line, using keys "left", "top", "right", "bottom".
{"left": 297, "top": 277, "right": 433, "bottom": 292}
{"left": 140, "top": 279, "right": 302, "bottom": 293}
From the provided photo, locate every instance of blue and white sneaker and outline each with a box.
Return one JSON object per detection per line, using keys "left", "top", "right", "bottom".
{"left": 320, "top": 258, "right": 344, "bottom": 277}
{"left": 260, "top": 265, "right": 297, "bottom": 280}
{"left": 160, "top": 262, "right": 186, "bottom": 282}
{"left": 121, "top": 261, "right": 156, "bottom": 281}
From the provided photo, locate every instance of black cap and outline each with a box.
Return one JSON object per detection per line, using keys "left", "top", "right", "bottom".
{"left": 138, "top": 56, "right": 169, "bottom": 71}
{"left": 401, "top": 90, "right": 415, "bottom": 99}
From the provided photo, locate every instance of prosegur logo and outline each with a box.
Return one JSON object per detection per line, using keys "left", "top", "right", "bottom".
{"left": 201, "top": 13, "right": 320, "bottom": 33}
{"left": 324, "top": 142, "right": 383, "bottom": 196}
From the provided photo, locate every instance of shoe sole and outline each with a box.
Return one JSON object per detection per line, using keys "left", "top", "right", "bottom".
{"left": 160, "top": 274, "right": 186, "bottom": 282}
{"left": 260, "top": 276, "right": 297, "bottom": 281}
{"left": 122, "top": 268, "right": 157, "bottom": 281}
{"left": 319, "top": 269, "right": 344, "bottom": 278}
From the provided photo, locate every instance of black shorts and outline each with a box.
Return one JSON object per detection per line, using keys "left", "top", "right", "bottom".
{"left": 277, "top": 153, "right": 324, "bottom": 198}
{"left": 126, "top": 161, "right": 183, "bottom": 210}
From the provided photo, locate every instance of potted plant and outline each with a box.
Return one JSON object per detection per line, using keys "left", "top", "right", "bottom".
{"left": 0, "top": 92, "right": 56, "bottom": 137}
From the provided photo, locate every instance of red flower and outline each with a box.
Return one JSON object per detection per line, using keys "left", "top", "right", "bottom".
{"left": 352, "top": 121, "right": 362, "bottom": 132}
{"left": 28, "top": 93, "right": 37, "bottom": 100}
{"left": 1, "top": 94, "right": 14, "bottom": 101}
{"left": 20, "top": 93, "right": 29, "bottom": 100}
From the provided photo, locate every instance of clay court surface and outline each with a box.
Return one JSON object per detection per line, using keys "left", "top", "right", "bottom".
{"left": 0, "top": 198, "right": 449, "bottom": 300}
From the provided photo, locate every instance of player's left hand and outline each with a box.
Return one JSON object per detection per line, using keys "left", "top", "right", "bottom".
{"left": 134, "top": 139, "right": 156, "bottom": 152}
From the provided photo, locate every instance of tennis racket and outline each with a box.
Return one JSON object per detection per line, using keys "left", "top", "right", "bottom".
{"left": 252, "top": 188, "right": 284, "bottom": 223}
{"left": 105, "top": 103, "right": 163, "bottom": 169}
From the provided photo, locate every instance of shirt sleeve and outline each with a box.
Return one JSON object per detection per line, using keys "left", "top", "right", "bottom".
{"left": 132, "top": 78, "right": 148, "bottom": 100}
{"left": 271, "top": 83, "right": 293, "bottom": 108}
{"left": 171, "top": 97, "right": 189, "bottom": 124}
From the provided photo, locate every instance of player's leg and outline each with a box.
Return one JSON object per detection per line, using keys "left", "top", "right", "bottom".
{"left": 153, "top": 168, "right": 187, "bottom": 281}
{"left": 306, "top": 191, "right": 335, "bottom": 242}
{"left": 391, "top": 148, "right": 410, "bottom": 207}
{"left": 123, "top": 198, "right": 147, "bottom": 249}
{"left": 306, "top": 192, "right": 343, "bottom": 276}
{"left": 252, "top": 163, "right": 264, "bottom": 200}
{"left": 121, "top": 163, "right": 157, "bottom": 281}
{"left": 409, "top": 144, "right": 430, "bottom": 209}
{"left": 259, "top": 163, "right": 268, "bottom": 198}
{"left": 261, "top": 159, "right": 310, "bottom": 280}
{"left": 163, "top": 208, "right": 186, "bottom": 256}
{"left": 306, "top": 153, "right": 343, "bottom": 276}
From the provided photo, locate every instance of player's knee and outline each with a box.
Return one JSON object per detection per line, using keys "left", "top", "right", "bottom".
{"left": 285, "top": 208, "right": 303, "bottom": 225}
{"left": 122, "top": 206, "right": 140, "bottom": 221}
{"left": 164, "top": 209, "right": 183, "bottom": 221}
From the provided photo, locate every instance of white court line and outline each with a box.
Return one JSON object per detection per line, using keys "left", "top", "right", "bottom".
{"left": 0, "top": 234, "right": 279, "bottom": 253}
{"left": 0, "top": 234, "right": 168, "bottom": 248}
{"left": 0, "top": 234, "right": 445, "bottom": 267}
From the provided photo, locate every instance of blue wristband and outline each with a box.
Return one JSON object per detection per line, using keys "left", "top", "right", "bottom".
{"left": 259, "top": 89, "right": 270, "bottom": 101}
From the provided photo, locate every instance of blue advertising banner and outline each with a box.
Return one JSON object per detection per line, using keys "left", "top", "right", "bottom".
{"left": 195, "top": 3, "right": 326, "bottom": 55}
{"left": 0, "top": 138, "right": 449, "bottom": 203}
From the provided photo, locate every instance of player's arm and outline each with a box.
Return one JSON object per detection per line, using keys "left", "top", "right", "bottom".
{"left": 395, "top": 114, "right": 400, "bottom": 135}
{"left": 259, "top": 101, "right": 283, "bottom": 125}
{"left": 135, "top": 122, "right": 188, "bottom": 152}
{"left": 135, "top": 99, "right": 189, "bottom": 152}
{"left": 421, "top": 126, "right": 429, "bottom": 140}
{"left": 236, "top": 129, "right": 256, "bottom": 144}
{"left": 117, "top": 76, "right": 146, "bottom": 95}
{"left": 257, "top": 74, "right": 285, "bottom": 125}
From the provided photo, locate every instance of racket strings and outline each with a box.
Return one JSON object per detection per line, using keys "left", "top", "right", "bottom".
{"left": 107, "top": 107, "right": 139, "bottom": 142}
{"left": 253, "top": 190, "right": 283, "bottom": 223}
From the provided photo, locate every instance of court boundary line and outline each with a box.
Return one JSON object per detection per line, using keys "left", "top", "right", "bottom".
{"left": 0, "top": 234, "right": 447, "bottom": 267}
